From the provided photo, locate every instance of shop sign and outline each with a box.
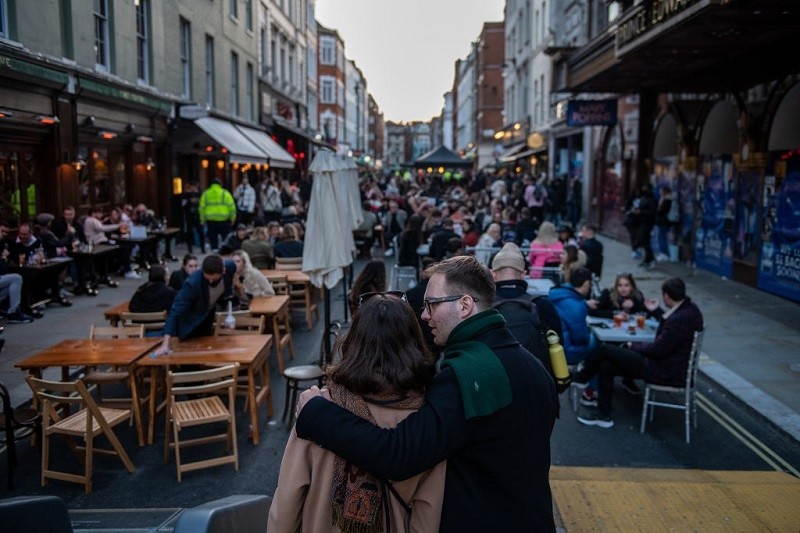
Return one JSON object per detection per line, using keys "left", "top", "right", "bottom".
{"left": 566, "top": 100, "right": 617, "bottom": 127}
{"left": 615, "top": 0, "right": 704, "bottom": 55}
{"left": 0, "top": 54, "right": 69, "bottom": 84}
{"left": 79, "top": 78, "right": 172, "bottom": 112}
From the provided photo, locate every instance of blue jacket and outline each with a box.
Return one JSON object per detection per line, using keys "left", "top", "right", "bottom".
{"left": 164, "top": 260, "right": 235, "bottom": 339}
{"left": 549, "top": 283, "right": 597, "bottom": 364}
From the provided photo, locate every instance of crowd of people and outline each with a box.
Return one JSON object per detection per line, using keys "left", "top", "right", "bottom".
{"left": 0, "top": 166, "right": 704, "bottom": 530}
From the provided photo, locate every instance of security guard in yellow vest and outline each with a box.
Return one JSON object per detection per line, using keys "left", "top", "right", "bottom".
{"left": 199, "top": 178, "right": 236, "bottom": 252}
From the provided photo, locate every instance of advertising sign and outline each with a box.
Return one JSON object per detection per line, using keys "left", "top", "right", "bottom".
{"left": 758, "top": 155, "right": 800, "bottom": 302}
{"left": 694, "top": 156, "right": 734, "bottom": 277}
{"left": 566, "top": 100, "right": 617, "bottom": 127}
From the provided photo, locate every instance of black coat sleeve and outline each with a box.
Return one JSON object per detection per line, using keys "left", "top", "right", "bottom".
{"left": 295, "top": 368, "right": 466, "bottom": 481}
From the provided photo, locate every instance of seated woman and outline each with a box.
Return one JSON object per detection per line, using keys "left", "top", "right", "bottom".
{"left": 528, "top": 221, "right": 564, "bottom": 280}
{"left": 559, "top": 244, "right": 587, "bottom": 286}
{"left": 231, "top": 250, "right": 275, "bottom": 309}
{"left": 129, "top": 265, "right": 176, "bottom": 314}
{"left": 587, "top": 272, "right": 649, "bottom": 320}
{"left": 274, "top": 223, "right": 304, "bottom": 258}
{"left": 168, "top": 253, "right": 198, "bottom": 291}
{"left": 348, "top": 260, "right": 387, "bottom": 315}
{"left": 268, "top": 294, "right": 445, "bottom": 532}
{"left": 240, "top": 226, "right": 274, "bottom": 269}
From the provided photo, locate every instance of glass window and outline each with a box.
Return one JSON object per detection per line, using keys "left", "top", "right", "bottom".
{"left": 288, "top": 46, "right": 295, "bottom": 87}
{"left": 136, "top": 0, "right": 150, "bottom": 83}
{"left": 320, "top": 36, "right": 334, "bottom": 65}
{"left": 231, "top": 51, "right": 239, "bottom": 115}
{"left": 245, "top": 0, "right": 253, "bottom": 30}
{"left": 0, "top": 0, "right": 8, "bottom": 39}
{"left": 0, "top": 150, "right": 40, "bottom": 224}
{"left": 246, "top": 62, "right": 254, "bottom": 121}
{"left": 320, "top": 76, "right": 334, "bottom": 104}
{"left": 205, "top": 35, "right": 215, "bottom": 106}
{"left": 180, "top": 18, "right": 191, "bottom": 98}
{"left": 229, "top": 0, "right": 238, "bottom": 19}
{"left": 93, "top": 0, "right": 110, "bottom": 70}
{"left": 260, "top": 26, "right": 268, "bottom": 75}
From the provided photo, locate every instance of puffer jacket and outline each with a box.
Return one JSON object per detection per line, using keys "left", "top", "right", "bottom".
{"left": 549, "top": 283, "right": 597, "bottom": 364}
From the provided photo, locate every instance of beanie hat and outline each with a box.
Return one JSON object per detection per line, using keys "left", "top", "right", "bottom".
{"left": 491, "top": 242, "right": 525, "bottom": 272}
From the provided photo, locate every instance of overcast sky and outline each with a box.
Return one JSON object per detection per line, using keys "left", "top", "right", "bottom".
{"left": 315, "top": 0, "right": 505, "bottom": 123}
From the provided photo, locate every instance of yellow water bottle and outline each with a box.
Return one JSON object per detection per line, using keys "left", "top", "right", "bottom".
{"left": 547, "top": 330, "right": 572, "bottom": 392}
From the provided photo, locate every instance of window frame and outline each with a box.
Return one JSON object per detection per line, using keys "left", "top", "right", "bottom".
{"left": 179, "top": 17, "right": 191, "bottom": 98}
{"left": 136, "top": 0, "right": 151, "bottom": 84}
{"left": 93, "top": 0, "right": 110, "bottom": 71}
{"left": 205, "top": 35, "right": 215, "bottom": 106}
{"left": 230, "top": 51, "right": 239, "bottom": 116}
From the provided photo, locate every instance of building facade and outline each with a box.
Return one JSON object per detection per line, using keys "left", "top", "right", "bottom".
{"left": 316, "top": 23, "right": 345, "bottom": 149}
{"left": 475, "top": 21, "right": 505, "bottom": 171}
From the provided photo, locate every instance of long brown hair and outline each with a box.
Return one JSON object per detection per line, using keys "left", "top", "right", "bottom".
{"left": 609, "top": 273, "right": 644, "bottom": 308}
{"left": 329, "top": 296, "right": 435, "bottom": 396}
{"left": 348, "top": 260, "right": 387, "bottom": 312}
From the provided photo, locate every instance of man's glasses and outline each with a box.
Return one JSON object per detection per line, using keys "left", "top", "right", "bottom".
{"left": 357, "top": 291, "right": 407, "bottom": 307}
{"left": 422, "top": 294, "right": 478, "bottom": 314}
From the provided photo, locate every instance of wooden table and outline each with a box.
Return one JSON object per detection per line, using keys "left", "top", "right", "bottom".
{"left": 249, "top": 295, "right": 293, "bottom": 373}
{"left": 150, "top": 227, "right": 181, "bottom": 261}
{"left": 137, "top": 335, "right": 274, "bottom": 445}
{"left": 104, "top": 300, "right": 131, "bottom": 326}
{"left": 8, "top": 258, "right": 74, "bottom": 309}
{"left": 15, "top": 338, "right": 160, "bottom": 446}
{"left": 260, "top": 269, "right": 318, "bottom": 329}
{"left": 588, "top": 318, "right": 658, "bottom": 344}
{"left": 68, "top": 243, "right": 120, "bottom": 291}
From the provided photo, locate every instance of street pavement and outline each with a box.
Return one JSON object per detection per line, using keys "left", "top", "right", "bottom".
{"left": 1, "top": 236, "right": 799, "bottom": 529}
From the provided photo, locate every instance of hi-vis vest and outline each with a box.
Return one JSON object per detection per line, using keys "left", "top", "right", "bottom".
{"left": 199, "top": 183, "right": 236, "bottom": 223}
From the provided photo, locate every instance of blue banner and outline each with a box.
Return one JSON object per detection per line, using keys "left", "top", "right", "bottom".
{"left": 695, "top": 157, "right": 734, "bottom": 277}
{"left": 566, "top": 100, "right": 617, "bottom": 127}
{"left": 758, "top": 156, "right": 800, "bottom": 303}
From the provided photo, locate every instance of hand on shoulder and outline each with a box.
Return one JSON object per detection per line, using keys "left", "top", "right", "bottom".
{"left": 296, "top": 386, "right": 330, "bottom": 417}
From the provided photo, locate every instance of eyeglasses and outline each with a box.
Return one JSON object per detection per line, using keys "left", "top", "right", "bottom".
{"left": 357, "top": 291, "right": 407, "bottom": 307}
{"left": 422, "top": 294, "right": 478, "bottom": 314}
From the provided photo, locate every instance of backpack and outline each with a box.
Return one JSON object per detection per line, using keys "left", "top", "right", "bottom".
{"left": 493, "top": 294, "right": 558, "bottom": 390}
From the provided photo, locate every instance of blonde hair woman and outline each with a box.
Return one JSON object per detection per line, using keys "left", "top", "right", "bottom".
{"left": 231, "top": 250, "right": 275, "bottom": 308}
{"left": 528, "top": 221, "right": 564, "bottom": 279}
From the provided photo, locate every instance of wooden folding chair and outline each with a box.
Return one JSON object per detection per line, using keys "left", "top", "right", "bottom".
{"left": 120, "top": 311, "right": 168, "bottom": 336}
{"left": 214, "top": 314, "right": 266, "bottom": 336}
{"left": 26, "top": 376, "right": 134, "bottom": 494}
{"left": 164, "top": 364, "right": 239, "bottom": 482}
{"left": 84, "top": 325, "right": 145, "bottom": 407}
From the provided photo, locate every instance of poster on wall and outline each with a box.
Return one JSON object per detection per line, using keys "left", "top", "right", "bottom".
{"left": 758, "top": 154, "right": 800, "bottom": 302}
{"left": 694, "top": 157, "right": 734, "bottom": 277}
{"left": 677, "top": 171, "right": 698, "bottom": 258}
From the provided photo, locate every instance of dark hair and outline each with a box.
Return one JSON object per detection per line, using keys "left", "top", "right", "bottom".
{"left": 349, "top": 261, "right": 387, "bottom": 312}
{"left": 182, "top": 253, "right": 197, "bottom": 266}
{"left": 202, "top": 254, "right": 225, "bottom": 274}
{"left": 569, "top": 267, "right": 593, "bottom": 287}
{"left": 148, "top": 265, "right": 168, "bottom": 283}
{"left": 329, "top": 296, "right": 435, "bottom": 395}
{"left": 582, "top": 222, "right": 597, "bottom": 234}
{"left": 662, "top": 277, "right": 686, "bottom": 301}
{"left": 423, "top": 255, "right": 495, "bottom": 311}
{"left": 446, "top": 236, "right": 463, "bottom": 254}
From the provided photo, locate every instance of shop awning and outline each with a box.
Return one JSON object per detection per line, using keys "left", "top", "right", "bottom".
{"left": 497, "top": 142, "right": 527, "bottom": 163}
{"left": 194, "top": 117, "right": 267, "bottom": 165}
{"left": 235, "top": 124, "right": 296, "bottom": 169}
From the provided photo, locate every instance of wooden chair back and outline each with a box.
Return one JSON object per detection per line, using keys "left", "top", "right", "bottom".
{"left": 275, "top": 257, "right": 302, "bottom": 270}
{"left": 120, "top": 311, "right": 168, "bottom": 332}
{"left": 25, "top": 376, "right": 134, "bottom": 493}
{"left": 164, "top": 364, "right": 239, "bottom": 482}
{"left": 214, "top": 313, "right": 266, "bottom": 335}
{"left": 89, "top": 325, "right": 145, "bottom": 339}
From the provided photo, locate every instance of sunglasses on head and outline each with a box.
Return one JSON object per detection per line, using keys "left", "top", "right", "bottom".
{"left": 357, "top": 291, "right": 407, "bottom": 307}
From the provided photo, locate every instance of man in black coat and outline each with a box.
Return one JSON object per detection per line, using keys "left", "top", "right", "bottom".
{"left": 579, "top": 222, "right": 604, "bottom": 278}
{"left": 296, "top": 256, "right": 558, "bottom": 532}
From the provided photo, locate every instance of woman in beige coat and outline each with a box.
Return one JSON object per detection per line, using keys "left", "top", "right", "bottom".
{"left": 268, "top": 294, "right": 446, "bottom": 532}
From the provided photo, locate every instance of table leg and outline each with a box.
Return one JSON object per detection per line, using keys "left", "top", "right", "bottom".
{"left": 128, "top": 370, "right": 145, "bottom": 446}
{"left": 147, "top": 367, "right": 158, "bottom": 445}
{"left": 271, "top": 315, "right": 284, "bottom": 373}
{"left": 304, "top": 283, "right": 313, "bottom": 329}
{"left": 162, "top": 235, "right": 178, "bottom": 262}
{"left": 247, "top": 365, "right": 260, "bottom": 445}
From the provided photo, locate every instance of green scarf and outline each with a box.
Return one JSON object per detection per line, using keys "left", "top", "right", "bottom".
{"left": 441, "top": 309, "right": 512, "bottom": 419}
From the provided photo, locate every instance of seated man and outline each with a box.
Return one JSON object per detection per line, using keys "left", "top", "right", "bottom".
{"left": 549, "top": 267, "right": 598, "bottom": 405}
{"left": 575, "top": 277, "right": 704, "bottom": 429}
{"left": 240, "top": 226, "right": 274, "bottom": 269}
{"left": 12, "top": 222, "right": 72, "bottom": 308}
{"left": 218, "top": 223, "right": 248, "bottom": 256}
{"left": 130, "top": 265, "right": 176, "bottom": 314}
{"left": 0, "top": 222, "right": 34, "bottom": 323}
